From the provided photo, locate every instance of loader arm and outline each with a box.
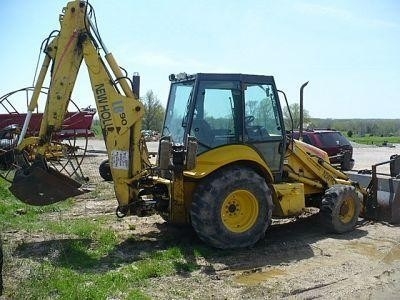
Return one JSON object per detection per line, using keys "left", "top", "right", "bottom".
{"left": 11, "top": 0, "right": 150, "bottom": 209}
{"left": 284, "top": 139, "right": 353, "bottom": 195}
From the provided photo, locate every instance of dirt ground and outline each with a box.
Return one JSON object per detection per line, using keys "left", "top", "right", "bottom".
{"left": 1, "top": 142, "right": 400, "bottom": 299}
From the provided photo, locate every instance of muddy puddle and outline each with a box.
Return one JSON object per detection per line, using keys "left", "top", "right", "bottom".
{"left": 347, "top": 241, "right": 400, "bottom": 263}
{"left": 234, "top": 268, "right": 287, "bottom": 285}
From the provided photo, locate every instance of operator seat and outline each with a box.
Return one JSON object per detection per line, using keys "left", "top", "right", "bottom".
{"left": 246, "top": 125, "right": 269, "bottom": 141}
{"left": 192, "top": 118, "right": 214, "bottom": 147}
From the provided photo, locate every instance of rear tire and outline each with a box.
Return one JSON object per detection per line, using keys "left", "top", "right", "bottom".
{"left": 99, "top": 159, "right": 112, "bottom": 181}
{"left": 320, "top": 184, "right": 361, "bottom": 233}
{"left": 190, "top": 166, "right": 273, "bottom": 249}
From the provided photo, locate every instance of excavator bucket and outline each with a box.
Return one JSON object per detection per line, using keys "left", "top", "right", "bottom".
{"left": 348, "top": 170, "right": 400, "bottom": 224}
{"left": 9, "top": 161, "right": 85, "bottom": 206}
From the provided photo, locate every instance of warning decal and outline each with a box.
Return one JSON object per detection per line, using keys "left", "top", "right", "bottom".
{"left": 111, "top": 150, "right": 129, "bottom": 170}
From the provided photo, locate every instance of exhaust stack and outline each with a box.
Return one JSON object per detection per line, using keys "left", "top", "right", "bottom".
{"left": 299, "top": 81, "right": 309, "bottom": 141}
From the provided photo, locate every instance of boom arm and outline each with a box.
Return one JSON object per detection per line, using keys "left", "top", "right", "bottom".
{"left": 12, "top": 0, "right": 150, "bottom": 209}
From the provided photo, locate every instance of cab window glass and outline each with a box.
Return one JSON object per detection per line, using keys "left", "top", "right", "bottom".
{"left": 190, "top": 81, "right": 240, "bottom": 150}
{"left": 244, "top": 84, "right": 282, "bottom": 141}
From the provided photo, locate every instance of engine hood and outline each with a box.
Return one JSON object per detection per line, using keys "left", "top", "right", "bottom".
{"left": 293, "top": 139, "right": 330, "bottom": 162}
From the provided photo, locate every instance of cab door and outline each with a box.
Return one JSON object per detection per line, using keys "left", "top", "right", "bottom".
{"left": 243, "top": 81, "right": 285, "bottom": 181}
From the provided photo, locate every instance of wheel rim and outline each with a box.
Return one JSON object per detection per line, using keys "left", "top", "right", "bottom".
{"left": 339, "top": 196, "right": 356, "bottom": 223}
{"left": 221, "top": 189, "right": 259, "bottom": 233}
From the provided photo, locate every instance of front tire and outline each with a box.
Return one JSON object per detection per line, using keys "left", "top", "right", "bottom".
{"left": 190, "top": 166, "right": 273, "bottom": 249}
{"left": 320, "top": 184, "right": 361, "bottom": 233}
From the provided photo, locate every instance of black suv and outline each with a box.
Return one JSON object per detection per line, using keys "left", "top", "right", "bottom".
{"left": 291, "top": 129, "right": 354, "bottom": 171}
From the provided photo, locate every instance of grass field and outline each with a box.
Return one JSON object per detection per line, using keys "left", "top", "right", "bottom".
{"left": 349, "top": 135, "right": 400, "bottom": 145}
{"left": 0, "top": 179, "right": 214, "bottom": 299}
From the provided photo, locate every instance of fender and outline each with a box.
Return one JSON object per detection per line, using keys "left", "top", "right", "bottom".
{"left": 184, "top": 144, "right": 274, "bottom": 182}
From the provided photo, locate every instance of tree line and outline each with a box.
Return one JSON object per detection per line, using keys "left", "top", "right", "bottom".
{"left": 283, "top": 103, "right": 400, "bottom": 137}
{"left": 309, "top": 118, "right": 400, "bottom": 137}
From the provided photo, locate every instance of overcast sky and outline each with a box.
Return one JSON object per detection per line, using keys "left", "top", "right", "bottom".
{"left": 1, "top": 0, "right": 399, "bottom": 119}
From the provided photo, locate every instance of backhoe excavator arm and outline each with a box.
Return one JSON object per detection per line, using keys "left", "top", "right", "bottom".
{"left": 11, "top": 0, "right": 150, "bottom": 210}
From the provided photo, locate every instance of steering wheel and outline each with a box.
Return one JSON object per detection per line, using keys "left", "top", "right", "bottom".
{"left": 245, "top": 115, "right": 255, "bottom": 125}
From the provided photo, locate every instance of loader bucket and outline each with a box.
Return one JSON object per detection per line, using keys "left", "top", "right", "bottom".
{"left": 9, "top": 162, "right": 85, "bottom": 206}
{"left": 347, "top": 172, "right": 400, "bottom": 224}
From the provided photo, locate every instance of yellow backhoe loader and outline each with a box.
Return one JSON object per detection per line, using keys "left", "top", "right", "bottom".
{"left": 8, "top": 0, "right": 400, "bottom": 249}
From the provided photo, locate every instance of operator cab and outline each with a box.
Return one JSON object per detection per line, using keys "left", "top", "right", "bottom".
{"left": 163, "top": 73, "right": 286, "bottom": 179}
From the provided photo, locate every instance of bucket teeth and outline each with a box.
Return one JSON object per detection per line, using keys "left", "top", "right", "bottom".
{"left": 9, "top": 162, "right": 84, "bottom": 206}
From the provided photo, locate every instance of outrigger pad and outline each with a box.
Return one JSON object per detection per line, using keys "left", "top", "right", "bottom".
{"left": 10, "top": 165, "right": 85, "bottom": 206}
